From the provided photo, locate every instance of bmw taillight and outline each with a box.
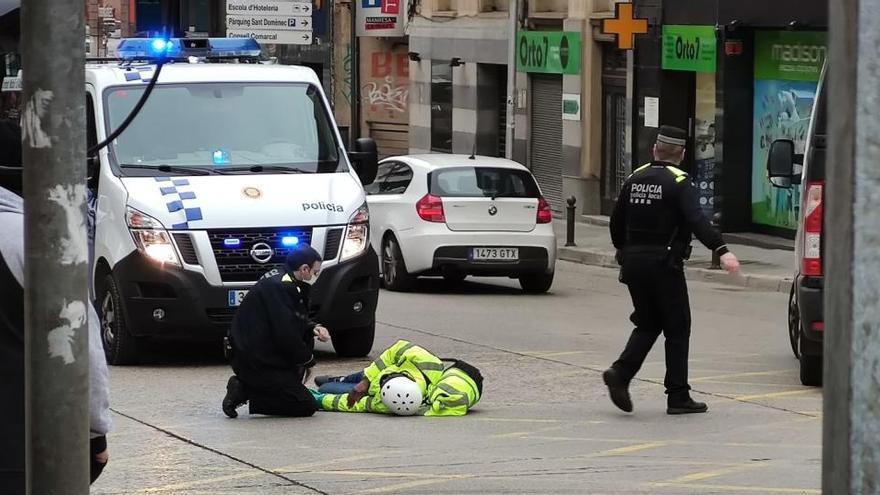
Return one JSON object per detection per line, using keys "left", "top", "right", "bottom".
{"left": 537, "top": 197, "right": 553, "bottom": 224}
{"left": 802, "top": 181, "right": 823, "bottom": 277}
{"left": 416, "top": 194, "right": 445, "bottom": 223}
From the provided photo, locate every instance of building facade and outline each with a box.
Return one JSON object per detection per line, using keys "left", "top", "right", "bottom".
{"left": 407, "top": 0, "right": 631, "bottom": 214}
{"left": 631, "top": 0, "right": 828, "bottom": 237}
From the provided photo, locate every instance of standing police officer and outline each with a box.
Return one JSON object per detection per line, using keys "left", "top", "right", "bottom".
{"left": 603, "top": 125, "right": 740, "bottom": 415}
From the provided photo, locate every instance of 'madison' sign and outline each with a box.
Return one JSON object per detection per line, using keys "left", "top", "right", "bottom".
{"left": 756, "top": 31, "right": 827, "bottom": 82}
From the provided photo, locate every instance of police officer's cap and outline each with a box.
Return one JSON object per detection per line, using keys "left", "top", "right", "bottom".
{"left": 656, "top": 126, "right": 688, "bottom": 147}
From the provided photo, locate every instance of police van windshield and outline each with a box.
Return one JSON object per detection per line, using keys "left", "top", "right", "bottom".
{"left": 104, "top": 82, "right": 344, "bottom": 175}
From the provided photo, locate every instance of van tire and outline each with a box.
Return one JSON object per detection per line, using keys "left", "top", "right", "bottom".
{"left": 382, "top": 235, "right": 414, "bottom": 292}
{"left": 519, "top": 271, "right": 554, "bottom": 294}
{"left": 331, "top": 322, "right": 375, "bottom": 358}
{"left": 788, "top": 285, "right": 801, "bottom": 359}
{"left": 799, "top": 353, "right": 822, "bottom": 387}
{"left": 99, "top": 274, "right": 141, "bottom": 365}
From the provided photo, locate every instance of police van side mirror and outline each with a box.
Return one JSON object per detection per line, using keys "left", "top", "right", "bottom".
{"left": 349, "top": 137, "right": 379, "bottom": 186}
{"left": 767, "top": 139, "right": 803, "bottom": 189}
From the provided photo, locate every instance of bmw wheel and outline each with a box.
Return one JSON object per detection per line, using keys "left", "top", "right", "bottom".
{"left": 382, "top": 235, "right": 414, "bottom": 292}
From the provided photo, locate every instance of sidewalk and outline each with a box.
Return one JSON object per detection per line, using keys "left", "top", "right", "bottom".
{"left": 553, "top": 218, "right": 795, "bottom": 294}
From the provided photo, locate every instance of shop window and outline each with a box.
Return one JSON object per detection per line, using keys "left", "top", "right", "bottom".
{"left": 480, "top": 0, "right": 509, "bottom": 13}
{"left": 431, "top": 61, "right": 453, "bottom": 153}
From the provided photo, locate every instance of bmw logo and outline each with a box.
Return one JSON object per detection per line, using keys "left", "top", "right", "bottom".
{"left": 488, "top": 205, "right": 498, "bottom": 216}
{"left": 250, "top": 242, "right": 275, "bottom": 264}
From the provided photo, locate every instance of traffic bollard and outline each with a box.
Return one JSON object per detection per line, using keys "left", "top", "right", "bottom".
{"left": 565, "top": 196, "right": 577, "bottom": 247}
{"left": 711, "top": 212, "right": 722, "bottom": 269}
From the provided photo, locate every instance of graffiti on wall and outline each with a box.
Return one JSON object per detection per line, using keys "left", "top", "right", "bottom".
{"left": 361, "top": 47, "right": 409, "bottom": 123}
{"left": 342, "top": 45, "right": 352, "bottom": 105}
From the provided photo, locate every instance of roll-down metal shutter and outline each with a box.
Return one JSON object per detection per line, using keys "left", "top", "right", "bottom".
{"left": 529, "top": 74, "right": 564, "bottom": 211}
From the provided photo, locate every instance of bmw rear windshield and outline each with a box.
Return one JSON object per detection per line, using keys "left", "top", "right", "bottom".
{"left": 103, "top": 82, "right": 345, "bottom": 175}
{"left": 429, "top": 167, "right": 541, "bottom": 198}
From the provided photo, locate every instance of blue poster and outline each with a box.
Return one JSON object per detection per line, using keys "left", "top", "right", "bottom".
{"left": 751, "top": 79, "right": 817, "bottom": 229}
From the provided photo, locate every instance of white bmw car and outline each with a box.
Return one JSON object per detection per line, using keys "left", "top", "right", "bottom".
{"left": 365, "top": 154, "right": 557, "bottom": 293}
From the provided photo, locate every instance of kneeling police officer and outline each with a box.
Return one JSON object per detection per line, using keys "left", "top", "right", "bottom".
{"left": 603, "top": 125, "right": 740, "bottom": 415}
{"left": 222, "top": 244, "right": 330, "bottom": 418}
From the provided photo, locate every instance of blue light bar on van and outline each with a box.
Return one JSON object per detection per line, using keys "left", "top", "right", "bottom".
{"left": 281, "top": 236, "right": 299, "bottom": 247}
{"left": 223, "top": 238, "right": 242, "bottom": 248}
{"left": 116, "top": 37, "right": 262, "bottom": 60}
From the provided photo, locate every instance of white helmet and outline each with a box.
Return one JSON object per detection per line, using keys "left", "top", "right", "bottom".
{"left": 380, "top": 376, "right": 423, "bottom": 416}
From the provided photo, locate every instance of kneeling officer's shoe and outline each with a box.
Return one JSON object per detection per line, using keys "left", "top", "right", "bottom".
{"left": 667, "top": 397, "right": 708, "bottom": 415}
{"left": 222, "top": 376, "right": 248, "bottom": 418}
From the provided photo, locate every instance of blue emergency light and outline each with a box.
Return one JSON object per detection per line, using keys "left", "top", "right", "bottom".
{"left": 281, "top": 236, "right": 300, "bottom": 247}
{"left": 116, "top": 37, "right": 262, "bottom": 60}
{"left": 223, "top": 238, "right": 242, "bottom": 248}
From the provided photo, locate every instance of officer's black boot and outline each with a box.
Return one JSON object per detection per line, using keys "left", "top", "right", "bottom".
{"left": 222, "top": 376, "right": 249, "bottom": 418}
{"left": 603, "top": 368, "right": 633, "bottom": 413}
{"left": 667, "top": 394, "right": 708, "bottom": 415}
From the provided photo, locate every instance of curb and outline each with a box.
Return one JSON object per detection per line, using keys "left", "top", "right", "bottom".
{"left": 558, "top": 247, "right": 793, "bottom": 294}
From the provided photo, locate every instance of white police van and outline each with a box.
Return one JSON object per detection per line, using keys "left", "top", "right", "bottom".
{"left": 87, "top": 38, "right": 380, "bottom": 364}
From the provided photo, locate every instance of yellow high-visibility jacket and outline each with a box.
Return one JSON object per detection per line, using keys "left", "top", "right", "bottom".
{"left": 315, "top": 340, "right": 481, "bottom": 416}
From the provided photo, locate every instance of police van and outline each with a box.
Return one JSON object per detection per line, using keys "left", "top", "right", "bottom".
{"left": 87, "top": 38, "right": 380, "bottom": 364}
{"left": 766, "top": 64, "right": 827, "bottom": 386}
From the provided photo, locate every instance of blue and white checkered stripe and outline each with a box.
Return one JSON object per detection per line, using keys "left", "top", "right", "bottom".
{"left": 124, "top": 66, "right": 157, "bottom": 82}
{"left": 155, "top": 177, "right": 202, "bottom": 230}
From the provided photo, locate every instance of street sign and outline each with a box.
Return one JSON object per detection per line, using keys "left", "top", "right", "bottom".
{"left": 226, "top": 0, "right": 312, "bottom": 16}
{"left": 226, "top": 15, "right": 312, "bottom": 32}
{"left": 225, "top": 0, "right": 314, "bottom": 45}
{"left": 227, "top": 29, "right": 313, "bottom": 45}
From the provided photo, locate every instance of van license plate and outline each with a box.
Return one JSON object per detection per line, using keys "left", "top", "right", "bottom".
{"left": 471, "top": 248, "right": 519, "bottom": 261}
{"left": 228, "top": 290, "right": 248, "bottom": 307}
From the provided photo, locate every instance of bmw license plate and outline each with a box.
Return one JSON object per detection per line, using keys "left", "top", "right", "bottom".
{"left": 228, "top": 290, "right": 248, "bottom": 307}
{"left": 471, "top": 247, "right": 519, "bottom": 262}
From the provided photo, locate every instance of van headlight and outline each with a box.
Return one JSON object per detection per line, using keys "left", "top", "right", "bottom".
{"left": 126, "top": 207, "right": 181, "bottom": 266}
{"left": 341, "top": 203, "right": 369, "bottom": 261}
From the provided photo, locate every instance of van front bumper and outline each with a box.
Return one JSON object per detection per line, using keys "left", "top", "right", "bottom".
{"left": 112, "top": 247, "right": 380, "bottom": 339}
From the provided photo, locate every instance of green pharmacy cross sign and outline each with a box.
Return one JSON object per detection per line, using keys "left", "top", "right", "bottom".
{"left": 662, "top": 25, "right": 717, "bottom": 73}
{"left": 516, "top": 31, "right": 581, "bottom": 75}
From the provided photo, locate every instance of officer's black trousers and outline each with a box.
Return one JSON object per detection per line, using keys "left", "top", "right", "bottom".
{"left": 613, "top": 255, "right": 692, "bottom": 399}
{"left": 234, "top": 365, "right": 318, "bottom": 417}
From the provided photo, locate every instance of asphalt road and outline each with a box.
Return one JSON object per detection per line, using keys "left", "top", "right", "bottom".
{"left": 92, "top": 261, "right": 821, "bottom": 495}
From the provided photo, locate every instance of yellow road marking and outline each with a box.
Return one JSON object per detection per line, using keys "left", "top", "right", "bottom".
{"left": 136, "top": 453, "right": 383, "bottom": 493}
{"left": 662, "top": 461, "right": 768, "bottom": 483}
{"left": 690, "top": 369, "right": 795, "bottom": 383}
{"left": 360, "top": 476, "right": 473, "bottom": 494}
{"left": 594, "top": 441, "right": 666, "bottom": 456}
{"left": 735, "top": 389, "right": 820, "bottom": 401}
{"left": 652, "top": 482, "right": 820, "bottom": 494}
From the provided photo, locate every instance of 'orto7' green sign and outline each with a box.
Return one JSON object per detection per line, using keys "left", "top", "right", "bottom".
{"left": 662, "top": 25, "right": 717, "bottom": 73}
{"left": 516, "top": 31, "right": 581, "bottom": 75}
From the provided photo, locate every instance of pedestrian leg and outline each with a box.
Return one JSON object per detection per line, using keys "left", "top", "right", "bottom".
{"left": 658, "top": 267, "right": 692, "bottom": 398}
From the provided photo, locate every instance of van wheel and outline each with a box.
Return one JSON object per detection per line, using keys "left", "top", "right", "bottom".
{"left": 788, "top": 285, "right": 801, "bottom": 359}
{"left": 519, "top": 271, "right": 554, "bottom": 294}
{"left": 799, "top": 338, "right": 822, "bottom": 387}
{"left": 382, "top": 235, "right": 414, "bottom": 292}
{"left": 331, "top": 322, "right": 375, "bottom": 358}
{"left": 99, "top": 274, "right": 141, "bottom": 365}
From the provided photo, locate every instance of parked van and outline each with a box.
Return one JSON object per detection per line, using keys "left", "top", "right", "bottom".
{"left": 766, "top": 64, "right": 827, "bottom": 386}
{"left": 88, "top": 38, "right": 380, "bottom": 364}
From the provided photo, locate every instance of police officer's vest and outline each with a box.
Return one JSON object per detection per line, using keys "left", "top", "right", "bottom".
{"left": 630, "top": 163, "right": 689, "bottom": 183}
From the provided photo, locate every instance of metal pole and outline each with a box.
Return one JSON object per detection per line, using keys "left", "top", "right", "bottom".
{"left": 350, "top": 0, "right": 360, "bottom": 147}
{"left": 565, "top": 195, "right": 576, "bottom": 247}
{"left": 21, "top": 0, "right": 90, "bottom": 492}
{"left": 504, "top": 0, "right": 517, "bottom": 160}
{"left": 823, "top": 0, "right": 880, "bottom": 492}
